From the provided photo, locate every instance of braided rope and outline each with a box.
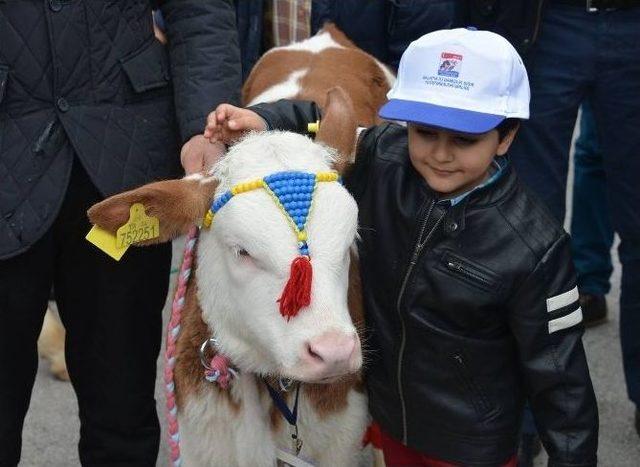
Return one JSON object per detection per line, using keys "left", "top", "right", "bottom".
{"left": 164, "top": 226, "right": 199, "bottom": 467}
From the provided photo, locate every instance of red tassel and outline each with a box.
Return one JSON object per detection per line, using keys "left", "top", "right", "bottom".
{"left": 278, "top": 256, "right": 312, "bottom": 320}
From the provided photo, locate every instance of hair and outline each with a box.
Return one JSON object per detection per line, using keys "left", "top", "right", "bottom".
{"left": 496, "top": 118, "right": 521, "bottom": 141}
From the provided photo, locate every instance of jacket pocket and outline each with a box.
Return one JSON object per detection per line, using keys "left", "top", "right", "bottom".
{"left": 0, "top": 64, "right": 8, "bottom": 104}
{"left": 450, "top": 351, "right": 499, "bottom": 421}
{"left": 120, "top": 39, "right": 170, "bottom": 93}
{"left": 438, "top": 251, "right": 501, "bottom": 294}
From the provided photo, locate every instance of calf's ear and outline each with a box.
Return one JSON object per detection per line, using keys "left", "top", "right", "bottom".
{"left": 87, "top": 176, "right": 218, "bottom": 244}
{"left": 316, "top": 86, "right": 358, "bottom": 174}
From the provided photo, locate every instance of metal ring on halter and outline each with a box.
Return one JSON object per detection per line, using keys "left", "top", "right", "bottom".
{"left": 199, "top": 337, "right": 240, "bottom": 378}
{"left": 279, "top": 377, "right": 294, "bottom": 392}
{"left": 199, "top": 338, "right": 218, "bottom": 370}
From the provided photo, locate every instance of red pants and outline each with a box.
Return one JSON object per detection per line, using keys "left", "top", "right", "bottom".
{"left": 375, "top": 425, "right": 518, "bottom": 467}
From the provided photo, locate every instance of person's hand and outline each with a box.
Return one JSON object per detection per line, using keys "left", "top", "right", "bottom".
{"left": 203, "top": 104, "right": 267, "bottom": 145}
{"left": 180, "top": 134, "right": 225, "bottom": 175}
{"left": 153, "top": 24, "right": 167, "bottom": 44}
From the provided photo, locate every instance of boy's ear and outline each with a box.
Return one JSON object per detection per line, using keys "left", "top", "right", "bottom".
{"left": 316, "top": 86, "right": 358, "bottom": 174}
{"left": 87, "top": 176, "right": 218, "bottom": 244}
{"left": 496, "top": 123, "right": 520, "bottom": 156}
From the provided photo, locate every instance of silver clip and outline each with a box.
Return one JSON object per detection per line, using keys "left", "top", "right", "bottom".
{"left": 199, "top": 337, "right": 240, "bottom": 383}
{"left": 279, "top": 377, "right": 294, "bottom": 392}
{"left": 199, "top": 338, "right": 219, "bottom": 370}
{"left": 292, "top": 425, "right": 303, "bottom": 455}
{"left": 586, "top": 0, "right": 598, "bottom": 12}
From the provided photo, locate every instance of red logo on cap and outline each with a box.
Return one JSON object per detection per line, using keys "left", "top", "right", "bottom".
{"left": 441, "top": 52, "right": 463, "bottom": 61}
{"left": 438, "top": 52, "right": 463, "bottom": 78}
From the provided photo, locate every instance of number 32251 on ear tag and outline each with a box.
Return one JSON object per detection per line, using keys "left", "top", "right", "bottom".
{"left": 116, "top": 203, "right": 160, "bottom": 249}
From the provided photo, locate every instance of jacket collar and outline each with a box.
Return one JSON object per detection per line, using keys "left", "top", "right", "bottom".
{"left": 442, "top": 157, "right": 508, "bottom": 207}
{"left": 430, "top": 163, "right": 518, "bottom": 237}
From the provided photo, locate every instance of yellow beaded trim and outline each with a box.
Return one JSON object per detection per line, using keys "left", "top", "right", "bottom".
{"left": 202, "top": 171, "right": 339, "bottom": 229}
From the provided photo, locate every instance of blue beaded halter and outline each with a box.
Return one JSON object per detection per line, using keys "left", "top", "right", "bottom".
{"left": 202, "top": 170, "right": 341, "bottom": 319}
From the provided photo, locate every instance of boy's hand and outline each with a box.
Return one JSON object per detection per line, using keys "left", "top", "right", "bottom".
{"left": 204, "top": 104, "right": 267, "bottom": 145}
{"left": 180, "top": 135, "right": 225, "bottom": 175}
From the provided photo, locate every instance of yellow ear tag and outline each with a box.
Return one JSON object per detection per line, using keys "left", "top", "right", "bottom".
{"left": 85, "top": 225, "right": 129, "bottom": 261}
{"left": 115, "top": 203, "right": 160, "bottom": 249}
{"left": 307, "top": 120, "right": 320, "bottom": 134}
{"left": 85, "top": 203, "right": 160, "bottom": 261}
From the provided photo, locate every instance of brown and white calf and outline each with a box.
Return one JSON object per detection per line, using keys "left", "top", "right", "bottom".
{"left": 243, "top": 23, "right": 393, "bottom": 127}
{"left": 86, "top": 25, "right": 393, "bottom": 466}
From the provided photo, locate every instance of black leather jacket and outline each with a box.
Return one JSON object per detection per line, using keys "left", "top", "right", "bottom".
{"left": 251, "top": 100, "right": 598, "bottom": 467}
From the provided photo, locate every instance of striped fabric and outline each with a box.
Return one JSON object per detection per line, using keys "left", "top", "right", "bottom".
{"left": 548, "top": 307, "right": 583, "bottom": 334}
{"left": 272, "top": 0, "right": 312, "bottom": 47}
{"left": 546, "top": 286, "right": 583, "bottom": 334}
{"left": 546, "top": 286, "right": 579, "bottom": 312}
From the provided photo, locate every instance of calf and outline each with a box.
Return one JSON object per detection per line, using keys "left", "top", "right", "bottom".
{"left": 89, "top": 124, "right": 364, "bottom": 466}
{"left": 88, "top": 25, "right": 393, "bottom": 466}
{"left": 243, "top": 23, "right": 393, "bottom": 125}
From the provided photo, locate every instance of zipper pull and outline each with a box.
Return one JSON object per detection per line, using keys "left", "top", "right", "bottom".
{"left": 453, "top": 354, "right": 464, "bottom": 365}
{"left": 447, "top": 261, "right": 463, "bottom": 272}
{"left": 410, "top": 250, "right": 421, "bottom": 265}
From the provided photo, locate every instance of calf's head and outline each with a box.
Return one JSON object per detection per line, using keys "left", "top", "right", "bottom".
{"left": 88, "top": 90, "right": 361, "bottom": 383}
{"left": 198, "top": 131, "right": 360, "bottom": 383}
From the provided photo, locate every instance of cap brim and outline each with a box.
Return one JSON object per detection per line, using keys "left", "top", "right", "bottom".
{"left": 379, "top": 99, "right": 505, "bottom": 134}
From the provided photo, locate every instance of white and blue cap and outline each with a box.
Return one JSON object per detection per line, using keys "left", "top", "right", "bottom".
{"left": 379, "top": 27, "right": 530, "bottom": 134}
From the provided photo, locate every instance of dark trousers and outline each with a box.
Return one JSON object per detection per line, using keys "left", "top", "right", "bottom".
{"left": 0, "top": 159, "right": 171, "bottom": 466}
{"left": 571, "top": 100, "right": 614, "bottom": 296}
{"left": 508, "top": 4, "right": 640, "bottom": 405}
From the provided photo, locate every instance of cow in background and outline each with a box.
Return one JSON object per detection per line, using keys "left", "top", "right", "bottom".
{"left": 243, "top": 23, "right": 394, "bottom": 127}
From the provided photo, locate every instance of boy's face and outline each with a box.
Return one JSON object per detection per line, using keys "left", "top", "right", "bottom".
{"left": 407, "top": 124, "right": 518, "bottom": 198}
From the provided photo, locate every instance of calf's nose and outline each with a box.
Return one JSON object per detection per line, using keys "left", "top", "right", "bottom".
{"left": 302, "top": 331, "right": 361, "bottom": 377}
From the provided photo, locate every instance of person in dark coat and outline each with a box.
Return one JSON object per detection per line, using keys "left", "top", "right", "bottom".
{"left": 311, "top": 0, "right": 463, "bottom": 70}
{"left": 0, "top": 1, "right": 241, "bottom": 465}
{"left": 309, "top": 0, "right": 546, "bottom": 71}
{"left": 507, "top": 0, "right": 640, "bottom": 443}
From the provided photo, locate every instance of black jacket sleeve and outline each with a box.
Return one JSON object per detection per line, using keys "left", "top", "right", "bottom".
{"left": 507, "top": 234, "right": 598, "bottom": 467}
{"left": 159, "top": 0, "right": 242, "bottom": 143}
{"left": 249, "top": 99, "right": 322, "bottom": 134}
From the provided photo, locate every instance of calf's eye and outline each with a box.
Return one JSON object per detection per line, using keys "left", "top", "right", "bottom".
{"left": 233, "top": 246, "right": 251, "bottom": 258}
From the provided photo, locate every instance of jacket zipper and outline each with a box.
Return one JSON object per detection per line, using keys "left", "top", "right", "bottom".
{"left": 395, "top": 200, "right": 447, "bottom": 444}
{"left": 445, "top": 260, "right": 494, "bottom": 288}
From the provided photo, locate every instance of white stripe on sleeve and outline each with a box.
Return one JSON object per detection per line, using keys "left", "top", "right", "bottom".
{"left": 548, "top": 307, "right": 583, "bottom": 334}
{"left": 546, "top": 286, "right": 579, "bottom": 312}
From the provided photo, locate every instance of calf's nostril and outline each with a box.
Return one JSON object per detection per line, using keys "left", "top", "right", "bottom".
{"left": 306, "top": 342, "right": 325, "bottom": 362}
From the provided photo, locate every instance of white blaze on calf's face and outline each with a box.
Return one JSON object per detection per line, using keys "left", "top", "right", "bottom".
{"left": 196, "top": 132, "right": 361, "bottom": 382}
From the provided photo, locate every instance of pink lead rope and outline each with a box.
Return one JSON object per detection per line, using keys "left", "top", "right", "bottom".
{"left": 164, "top": 226, "right": 199, "bottom": 467}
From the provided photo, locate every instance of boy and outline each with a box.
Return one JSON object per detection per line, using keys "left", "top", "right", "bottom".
{"left": 205, "top": 28, "right": 598, "bottom": 467}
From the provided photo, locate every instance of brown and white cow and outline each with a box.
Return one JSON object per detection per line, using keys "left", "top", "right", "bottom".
{"left": 244, "top": 23, "right": 393, "bottom": 127}
{"left": 38, "top": 306, "right": 69, "bottom": 381}
{"left": 87, "top": 25, "right": 393, "bottom": 466}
